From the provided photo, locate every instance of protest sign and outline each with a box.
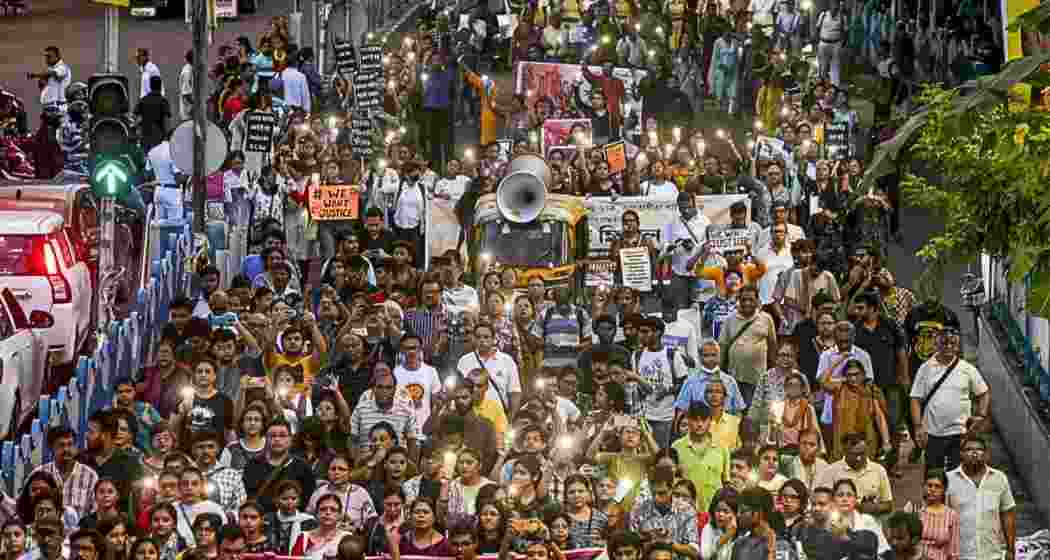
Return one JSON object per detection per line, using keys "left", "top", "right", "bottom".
{"left": 583, "top": 194, "right": 749, "bottom": 286}
{"left": 214, "top": 0, "right": 237, "bottom": 17}
{"left": 359, "top": 46, "right": 383, "bottom": 74}
{"left": 310, "top": 185, "right": 361, "bottom": 220}
{"left": 541, "top": 119, "right": 592, "bottom": 154}
{"left": 333, "top": 41, "right": 358, "bottom": 76}
{"left": 350, "top": 115, "right": 375, "bottom": 158}
{"left": 514, "top": 62, "right": 647, "bottom": 138}
{"left": 754, "top": 135, "right": 786, "bottom": 162}
{"left": 824, "top": 119, "right": 851, "bottom": 160}
{"left": 706, "top": 226, "right": 752, "bottom": 253}
{"left": 619, "top": 246, "right": 653, "bottom": 292}
{"left": 244, "top": 111, "right": 278, "bottom": 153}
{"left": 354, "top": 72, "right": 383, "bottom": 109}
{"left": 605, "top": 141, "right": 626, "bottom": 174}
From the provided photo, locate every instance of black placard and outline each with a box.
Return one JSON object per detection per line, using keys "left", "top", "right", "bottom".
{"left": 244, "top": 111, "right": 278, "bottom": 153}
{"left": 359, "top": 45, "right": 383, "bottom": 74}
{"left": 353, "top": 72, "right": 383, "bottom": 109}
{"left": 824, "top": 121, "right": 850, "bottom": 160}
{"left": 334, "top": 41, "right": 358, "bottom": 76}
{"left": 350, "top": 115, "right": 375, "bottom": 158}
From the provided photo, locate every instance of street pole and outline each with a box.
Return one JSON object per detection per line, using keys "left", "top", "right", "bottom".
{"left": 192, "top": 0, "right": 207, "bottom": 234}
{"left": 104, "top": 7, "right": 119, "bottom": 73}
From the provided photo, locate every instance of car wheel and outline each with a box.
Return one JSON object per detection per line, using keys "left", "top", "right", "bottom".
{"left": 7, "top": 391, "right": 20, "bottom": 440}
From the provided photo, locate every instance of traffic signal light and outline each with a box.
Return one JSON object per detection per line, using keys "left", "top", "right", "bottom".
{"left": 88, "top": 74, "right": 133, "bottom": 199}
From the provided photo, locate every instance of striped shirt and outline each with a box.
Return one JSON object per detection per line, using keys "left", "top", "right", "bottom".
{"left": 348, "top": 390, "right": 421, "bottom": 449}
{"left": 30, "top": 462, "right": 98, "bottom": 517}
{"left": 530, "top": 305, "right": 592, "bottom": 369}
{"left": 917, "top": 505, "right": 961, "bottom": 560}
{"left": 403, "top": 306, "right": 449, "bottom": 364}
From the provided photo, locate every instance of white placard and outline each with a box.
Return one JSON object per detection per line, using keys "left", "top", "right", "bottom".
{"left": 619, "top": 246, "right": 652, "bottom": 292}
{"left": 706, "top": 227, "right": 751, "bottom": 253}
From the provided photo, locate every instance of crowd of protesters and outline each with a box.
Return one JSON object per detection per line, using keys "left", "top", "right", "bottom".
{"left": 0, "top": 0, "right": 1030, "bottom": 560}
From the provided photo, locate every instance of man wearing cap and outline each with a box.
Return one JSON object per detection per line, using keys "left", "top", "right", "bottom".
{"left": 673, "top": 403, "right": 730, "bottom": 512}
{"left": 661, "top": 192, "right": 710, "bottom": 311}
{"left": 349, "top": 363, "right": 421, "bottom": 461}
{"left": 910, "top": 324, "right": 990, "bottom": 474}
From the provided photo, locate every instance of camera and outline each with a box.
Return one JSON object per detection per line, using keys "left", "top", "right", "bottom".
{"left": 677, "top": 238, "right": 695, "bottom": 252}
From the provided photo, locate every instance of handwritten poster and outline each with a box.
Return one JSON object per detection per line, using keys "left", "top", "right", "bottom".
{"left": 350, "top": 115, "right": 375, "bottom": 158}
{"left": 706, "top": 227, "right": 751, "bottom": 253}
{"left": 358, "top": 46, "right": 383, "bottom": 74}
{"left": 619, "top": 246, "right": 653, "bottom": 292}
{"left": 244, "top": 111, "right": 277, "bottom": 153}
{"left": 354, "top": 72, "right": 383, "bottom": 109}
{"left": 310, "top": 185, "right": 361, "bottom": 220}
{"left": 334, "top": 41, "right": 358, "bottom": 76}
{"left": 605, "top": 141, "right": 626, "bottom": 174}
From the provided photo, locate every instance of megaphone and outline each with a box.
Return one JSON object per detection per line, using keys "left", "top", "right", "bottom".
{"left": 496, "top": 154, "right": 550, "bottom": 224}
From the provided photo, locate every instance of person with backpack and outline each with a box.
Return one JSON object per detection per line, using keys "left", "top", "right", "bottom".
{"left": 632, "top": 315, "right": 688, "bottom": 448}
{"left": 529, "top": 286, "right": 593, "bottom": 372}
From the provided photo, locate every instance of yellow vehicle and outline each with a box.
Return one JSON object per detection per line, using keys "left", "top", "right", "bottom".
{"left": 469, "top": 155, "right": 589, "bottom": 294}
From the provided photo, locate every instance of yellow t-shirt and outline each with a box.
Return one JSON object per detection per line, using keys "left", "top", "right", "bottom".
{"left": 710, "top": 412, "right": 742, "bottom": 450}
{"left": 474, "top": 399, "right": 508, "bottom": 443}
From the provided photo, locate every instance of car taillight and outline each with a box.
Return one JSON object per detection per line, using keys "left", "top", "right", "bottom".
{"left": 43, "top": 242, "right": 71, "bottom": 304}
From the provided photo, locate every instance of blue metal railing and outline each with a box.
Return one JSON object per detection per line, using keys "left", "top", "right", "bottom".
{"left": 992, "top": 300, "right": 1050, "bottom": 405}
{"left": 1, "top": 216, "right": 194, "bottom": 498}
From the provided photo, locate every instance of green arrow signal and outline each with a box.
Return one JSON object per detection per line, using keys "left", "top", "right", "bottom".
{"left": 94, "top": 161, "right": 129, "bottom": 197}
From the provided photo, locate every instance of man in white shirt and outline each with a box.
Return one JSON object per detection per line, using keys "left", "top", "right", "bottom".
{"left": 148, "top": 136, "right": 184, "bottom": 220}
{"left": 815, "top": 0, "right": 848, "bottom": 85}
{"left": 634, "top": 316, "right": 688, "bottom": 448}
{"left": 910, "top": 325, "right": 990, "bottom": 474}
{"left": 30, "top": 46, "right": 71, "bottom": 108}
{"left": 947, "top": 434, "right": 1017, "bottom": 560}
{"left": 457, "top": 323, "right": 522, "bottom": 418}
{"left": 279, "top": 63, "right": 312, "bottom": 112}
{"left": 136, "top": 48, "right": 164, "bottom": 99}
{"left": 179, "top": 49, "right": 194, "bottom": 121}
{"left": 661, "top": 192, "right": 710, "bottom": 311}
{"left": 385, "top": 161, "right": 427, "bottom": 267}
{"left": 393, "top": 333, "right": 444, "bottom": 437}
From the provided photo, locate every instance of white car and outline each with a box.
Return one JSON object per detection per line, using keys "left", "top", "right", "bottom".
{"left": 0, "top": 287, "right": 52, "bottom": 438}
{"left": 0, "top": 211, "right": 92, "bottom": 365}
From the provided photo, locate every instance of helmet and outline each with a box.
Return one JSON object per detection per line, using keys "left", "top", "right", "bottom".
{"left": 66, "top": 81, "right": 89, "bottom": 103}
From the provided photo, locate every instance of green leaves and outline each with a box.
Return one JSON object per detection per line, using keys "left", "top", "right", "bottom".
{"left": 888, "top": 57, "right": 1050, "bottom": 311}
